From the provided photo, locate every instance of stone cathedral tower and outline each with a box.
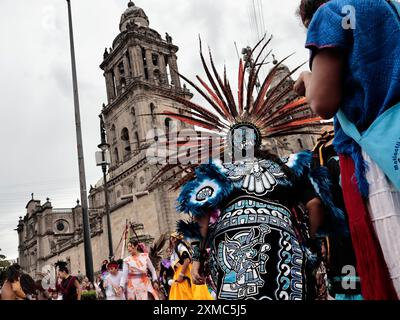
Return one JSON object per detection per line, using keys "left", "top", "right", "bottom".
{"left": 89, "top": 1, "right": 193, "bottom": 248}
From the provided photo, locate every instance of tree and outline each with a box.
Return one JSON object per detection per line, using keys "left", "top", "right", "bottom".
{"left": 0, "top": 248, "right": 12, "bottom": 286}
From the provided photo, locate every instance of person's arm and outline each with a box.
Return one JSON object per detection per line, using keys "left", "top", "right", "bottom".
{"left": 74, "top": 279, "right": 81, "bottom": 300}
{"left": 119, "top": 261, "right": 128, "bottom": 290}
{"left": 295, "top": 49, "right": 344, "bottom": 119}
{"left": 12, "top": 280, "right": 26, "bottom": 300}
{"left": 191, "top": 212, "right": 211, "bottom": 285}
{"left": 294, "top": 171, "right": 325, "bottom": 239}
{"left": 177, "top": 258, "right": 191, "bottom": 283}
{"left": 146, "top": 256, "right": 159, "bottom": 291}
{"left": 306, "top": 197, "right": 325, "bottom": 239}
{"left": 146, "top": 256, "right": 158, "bottom": 282}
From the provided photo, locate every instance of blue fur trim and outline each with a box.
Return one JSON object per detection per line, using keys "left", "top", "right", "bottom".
{"left": 177, "top": 163, "right": 233, "bottom": 217}
{"left": 309, "top": 166, "right": 349, "bottom": 237}
{"left": 287, "top": 150, "right": 348, "bottom": 237}
{"left": 285, "top": 150, "right": 313, "bottom": 178}
{"left": 176, "top": 220, "right": 202, "bottom": 241}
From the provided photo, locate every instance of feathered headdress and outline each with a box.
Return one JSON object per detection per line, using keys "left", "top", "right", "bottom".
{"left": 146, "top": 36, "right": 322, "bottom": 190}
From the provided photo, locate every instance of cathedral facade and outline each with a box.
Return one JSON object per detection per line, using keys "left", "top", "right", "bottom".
{"left": 17, "top": 1, "right": 329, "bottom": 278}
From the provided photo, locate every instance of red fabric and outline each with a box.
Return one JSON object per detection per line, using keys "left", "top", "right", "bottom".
{"left": 339, "top": 155, "right": 397, "bottom": 300}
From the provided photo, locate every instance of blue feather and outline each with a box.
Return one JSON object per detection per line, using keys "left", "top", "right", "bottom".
{"left": 177, "top": 163, "right": 233, "bottom": 217}
{"left": 176, "top": 220, "right": 202, "bottom": 240}
{"left": 285, "top": 151, "right": 312, "bottom": 178}
{"left": 287, "top": 150, "right": 349, "bottom": 237}
{"left": 309, "top": 166, "right": 349, "bottom": 237}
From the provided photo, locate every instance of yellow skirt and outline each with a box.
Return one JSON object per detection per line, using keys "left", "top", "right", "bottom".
{"left": 169, "top": 264, "right": 214, "bottom": 300}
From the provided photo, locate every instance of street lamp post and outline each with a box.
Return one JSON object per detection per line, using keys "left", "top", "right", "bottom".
{"left": 96, "top": 115, "right": 113, "bottom": 260}
{"left": 66, "top": 0, "right": 94, "bottom": 282}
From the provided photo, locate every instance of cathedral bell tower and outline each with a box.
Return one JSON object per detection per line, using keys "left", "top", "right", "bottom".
{"left": 91, "top": 1, "right": 193, "bottom": 247}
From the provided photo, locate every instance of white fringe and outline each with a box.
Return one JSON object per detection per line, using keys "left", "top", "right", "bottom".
{"left": 363, "top": 150, "right": 400, "bottom": 299}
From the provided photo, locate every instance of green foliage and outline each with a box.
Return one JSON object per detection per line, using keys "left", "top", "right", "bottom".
{"left": 0, "top": 248, "right": 11, "bottom": 286}
{"left": 81, "top": 290, "right": 98, "bottom": 300}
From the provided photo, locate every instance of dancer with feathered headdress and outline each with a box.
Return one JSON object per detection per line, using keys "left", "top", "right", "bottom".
{"left": 147, "top": 37, "right": 347, "bottom": 300}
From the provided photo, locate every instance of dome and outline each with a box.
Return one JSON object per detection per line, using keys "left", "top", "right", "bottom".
{"left": 119, "top": 1, "right": 149, "bottom": 31}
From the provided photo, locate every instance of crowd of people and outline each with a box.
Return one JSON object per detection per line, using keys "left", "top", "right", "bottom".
{"left": 0, "top": 233, "right": 215, "bottom": 301}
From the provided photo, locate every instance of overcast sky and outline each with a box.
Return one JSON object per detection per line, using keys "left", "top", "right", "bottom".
{"left": 0, "top": 0, "right": 309, "bottom": 259}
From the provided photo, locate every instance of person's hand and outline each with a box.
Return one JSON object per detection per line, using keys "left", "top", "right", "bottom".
{"left": 191, "top": 261, "right": 205, "bottom": 285}
{"left": 153, "top": 281, "right": 160, "bottom": 290}
{"left": 176, "top": 274, "right": 184, "bottom": 283}
{"left": 294, "top": 71, "right": 312, "bottom": 97}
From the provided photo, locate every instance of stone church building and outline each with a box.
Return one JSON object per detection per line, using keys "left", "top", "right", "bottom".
{"left": 17, "top": 1, "right": 329, "bottom": 277}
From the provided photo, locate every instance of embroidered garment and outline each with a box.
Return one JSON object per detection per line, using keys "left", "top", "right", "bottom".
{"left": 179, "top": 155, "right": 321, "bottom": 300}
{"left": 120, "top": 253, "right": 159, "bottom": 300}
{"left": 104, "top": 271, "right": 125, "bottom": 300}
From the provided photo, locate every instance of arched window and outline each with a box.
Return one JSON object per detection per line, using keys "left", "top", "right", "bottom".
{"left": 113, "top": 147, "right": 119, "bottom": 164}
{"left": 150, "top": 103, "right": 156, "bottom": 123}
{"left": 135, "top": 132, "right": 140, "bottom": 149}
{"left": 121, "top": 77, "right": 126, "bottom": 91}
{"left": 111, "top": 124, "right": 116, "bottom": 142}
{"left": 152, "top": 54, "right": 159, "bottom": 66}
{"left": 165, "top": 117, "right": 172, "bottom": 139}
{"left": 121, "top": 128, "right": 131, "bottom": 159}
{"left": 165, "top": 117, "right": 172, "bottom": 130}
{"left": 153, "top": 70, "right": 161, "bottom": 85}
{"left": 131, "top": 107, "right": 136, "bottom": 124}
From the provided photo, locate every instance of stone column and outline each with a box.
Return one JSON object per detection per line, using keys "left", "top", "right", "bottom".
{"left": 145, "top": 49, "right": 155, "bottom": 82}
{"left": 158, "top": 53, "right": 167, "bottom": 85}
{"left": 104, "top": 72, "right": 115, "bottom": 102}
{"left": 123, "top": 53, "right": 130, "bottom": 82}
{"left": 168, "top": 55, "right": 181, "bottom": 88}
{"left": 114, "top": 65, "right": 121, "bottom": 94}
{"left": 129, "top": 46, "right": 144, "bottom": 79}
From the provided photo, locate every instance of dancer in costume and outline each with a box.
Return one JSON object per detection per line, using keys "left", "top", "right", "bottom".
{"left": 294, "top": 0, "right": 400, "bottom": 299}
{"left": 55, "top": 261, "right": 81, "bottom": 300}
{"left": 119, "top": 240, "right": 160, "bottom": 300}
{"left": 147, "top": 39, "right": 347, "bottom": 300}
{"left": 168, "top": 232, "right": 213, "bottom": 300}
{"left": 159, "top": 259, "right": 174, "bottom": 300}
{"left": 104, "top": 261, "right": 125, "bottom": 300}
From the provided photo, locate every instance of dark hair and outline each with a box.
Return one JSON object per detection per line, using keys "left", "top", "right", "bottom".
{"left": 297, "top": 0, "right": 328, "bottom": 25}
{"left": 20, "top": 273, "right": 38, "bottom": 295}
{"left": 117, "top": 259, "right": 123, "bottom": 270}
{"left": 6, "top": 264, "right": 21, "bottom": 282}
{"left": 128, "top": 239, "right": 139, "bottom": 247}
{"left": 107, "top": 260, "right": 119, "bottom": 268}
{"left": 55, "top": 261, "right": 69, "bottom": 274}
{"left": 35, "top": 280, "right": 45, "bottom": 292}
